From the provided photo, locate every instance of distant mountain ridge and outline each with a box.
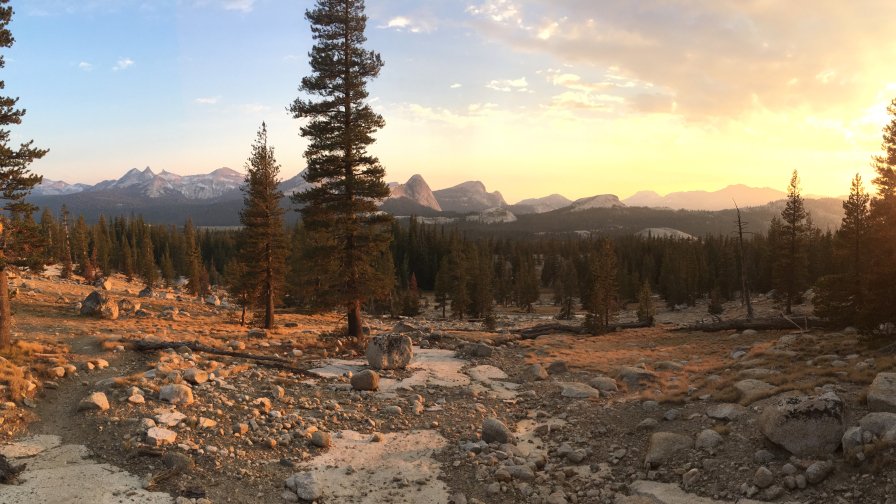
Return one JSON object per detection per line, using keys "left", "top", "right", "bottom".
{"left": 27, "top": 168, "right": 840, "bottom": 231}
{"left": 623, "top": 184, "right": 786, "bottom": 211}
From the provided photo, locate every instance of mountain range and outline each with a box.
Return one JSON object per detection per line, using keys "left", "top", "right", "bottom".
{"left": 29, "top": 167, "right": 843, "bottom": 231}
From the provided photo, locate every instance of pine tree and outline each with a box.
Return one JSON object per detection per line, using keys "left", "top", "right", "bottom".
{"left": 239, "top": 123, "right": 287, "bottom": 329}
{"left": 183, "top": 219, "right": 205, "bottom": 297}
{"left": 867, "top": 98, "right": 896, "bottom": 327}
{"left": 139, "top": 231, "right": 157, "bottom": 289}
{"left": 514, "top": 254, "right": 539, "bottom": 313}
{"left": 553, "top": 258, "right": 578, "bottom": 320}
{"left": 0, "top": 1, "right": 48, "bottom": 350}
{"left": 636, "top": 280, "right": 655, "bottom": 324}
{"left": 160, "top": 245, "right": 175, "bottom": 287}
{"left": 59, "top": 206, "right": 73, "bottom": 279}
{"left": 224, "top": 256, "right": 253, "bottom": 325}
{"left": 771, "top": 170, "right": 809, "bottom": 314}
{"left": 433, "top": 257, "right": 450, "bottom": 318}
{"left": 582, "top": 240, "right": 619, "bottom": 334}
{"left": 290, "top": 0, "right": 392, "bottom": 339}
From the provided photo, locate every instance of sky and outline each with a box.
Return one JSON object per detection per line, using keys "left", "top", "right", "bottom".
{"left": 7, "top": 0, "right": 896, "bottom": 203}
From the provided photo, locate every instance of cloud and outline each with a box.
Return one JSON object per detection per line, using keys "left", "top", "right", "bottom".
{"left": 450, "top": 83, "right": 462, "bottom": 89}
{"left": 466, "top": 0, "right": 896, "bottom": 119}
{"left": 379, "top": 15, "right": 432, "bottom": 33}
{"left": 194, "top": 96, "right": 220, "bottom": 105}
{"left": 77, "top": 61, "right": 93, "bottom": 71}
{"left": 241, "top": 103, "right": 271, "bottom": 114}
{"left": 222, "top": 0, "right": 254, "bottom": 12}
{"left": 113, "top": 57, "right": 134, "bottom": 71}
{"left": 486, "top": 77, "right": 529, "bottom": 92}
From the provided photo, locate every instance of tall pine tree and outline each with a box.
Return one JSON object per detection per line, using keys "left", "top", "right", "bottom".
{"left": 0, "top": 1, "right": 48, "bottom": 351}
{"left": 290, "top": 0, "right": 392, "bottom": 339}
{"left": 771, "top": 170, "right": 809, "bottom": 315}
{"left": 238, "top": 123, "right": 287, "bottom": 329}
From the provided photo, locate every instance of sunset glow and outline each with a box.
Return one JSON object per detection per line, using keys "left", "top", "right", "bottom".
{"left": 11, "top": 0, "right": 896, "bottom": 201}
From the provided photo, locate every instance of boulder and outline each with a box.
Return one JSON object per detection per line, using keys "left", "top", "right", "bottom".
{"left": 482, "top": 418, "right": 513, "bottom": 444}
{"left": 79, "top": 291, "right": 119, "bottom": 320}
{"left": 644, "top": 432, "right": 693, "bottom": 467}
{"left": 522, "top": 363, "right": 548, "bottom": 381}
{"left": 867, "top": 372, "right": 896, "bottom": 413}
{"left": 706, "top": 403, "right": 748, "bottom": 421}
{"left": 734, "top": 379, "right": 775, "bottom": 405}
{"left": 95, "top": 277, "right": 113, "bottom": 290}
{"left": 858, "top": 412, "right": 896, "bottom": 440}
{"left": 204, "top": 294, "right": 221, "bottom": 306}
{"left": 559, "top": 382, "right": 600, "bottom": 399}
{"left": 617, "top": 366, "right": 658, "bottom": 390}
{"left": 589, "top": 376, "right": 619, "bottom": 393}
{"left": 117, "top": 298, "right": 138, "bottom": 315}
{"left": 285, "top": 472, "right": 322, "bottom": 502}
{"left": 350, "top": 369, "right": 380, "bottom": 391}
{"left": 464, "top": 343, "right": 494, "bottom": 358}
{"left": 138, "top": 287, "right": 153, "bottom": 298}
{"left": 366, "top": 334, "right": 413, "bottom": 370}
{"left": 695, "top": 429, "right": 723, "bottom": 452}
{"left": 758, "top": 392, "right": 846, "bottom": 456}
{"left": 77, "top": 392, "right": 109, "bottom": 412}
{"left": 159, "top": 384, "right": 194, "bottom": 405}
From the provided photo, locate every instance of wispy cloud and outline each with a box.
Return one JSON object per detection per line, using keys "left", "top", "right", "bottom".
{"left": 379, "top": 15, "right": 433, "bottom": 33}
{"left": 113, "top": 57, "right": 134, "bottom": 71}
{"left": 77, "top": 61, "right": 93, "bottom": 71}
{"left": 194, "top": 96, "right": 221, "bottom": 105}
{"left": 450, "top": 83, "right": 462, "bottom": 89}
{"left": 241, "top": 103, "right": 271, "bottom": 114}
{"left": 222, "top": 0, "right": 254, "bottom": 13}
{"left": 486, "top": 77, "right": 529, "bottom": 92}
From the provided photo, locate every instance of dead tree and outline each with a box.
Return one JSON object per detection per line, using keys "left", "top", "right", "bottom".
{"left": 734, "top": 202, "right": 754, "bottom": 320}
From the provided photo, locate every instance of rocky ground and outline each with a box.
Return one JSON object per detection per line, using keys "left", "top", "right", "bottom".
{"left": 1, "top": 269, "right": 895, "bottom": 504}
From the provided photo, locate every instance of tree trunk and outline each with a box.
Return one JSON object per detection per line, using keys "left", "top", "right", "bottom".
{"left": 0, "top": 268, "right": 10, "bottom": 352}
{"left": 347, "top": 299, "right": 363, "bottom": 339}
{"left": 264, "top": 243, "right": 274, "bottom": 330}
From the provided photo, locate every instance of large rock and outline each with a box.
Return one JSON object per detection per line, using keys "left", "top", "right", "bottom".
{"left": 482, "top": 418, "right": 513, "bottom": 444}
{"left": 758, "top": 392, "right": 846, "bottom": 456}
{"left": 589, "top": 376, "right": 619, "bottom": 393}
{"left": 285, "top": 472, "right": 322, "bottom": 501}
{"left": 77, "top": 392, "right": 109, "bottom": 412}
{"left": 366, "top": 334, "right": 413, "bottom": 370}
{"left": 867, "top": 372, "right": 896, "bottom": 413}
{"left": 645, "top": 432, "right": 693, "bottom": 467}
{"left": 159, "top": 384, "right": 194, "bottom": 405}
{"left": 559, "top": 382, "right": 600, "bottom": 399}
{"left": 79, "top": 291, "right": 119, "bottom": 320}
{"left": 522, "top": 363, "right": 548, "bottom": 381}
{"left": 734, "top": 379, "right": 774, "bottom": 405}
{"left": 706, "top": 403, "right": 748, "bottom": 421}
{"left": 859, "top": 412, "right": 896, "bottom": 440}
{"left": 617, "top": 366, "right": 658, "bottom": 390}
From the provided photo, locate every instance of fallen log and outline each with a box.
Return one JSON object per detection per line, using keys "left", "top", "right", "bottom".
{"left": 673, "top": 316, "right": 826, "bottom": 332}
{"left": 132, "top": 340, "right": 318, "bottom": 377}
{"left": 516, "top": 320, "right": 654, "bottom": 339}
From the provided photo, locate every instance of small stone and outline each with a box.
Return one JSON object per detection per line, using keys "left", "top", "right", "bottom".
{"left": 754, "top": 466, "right": 774, "bottom": 489}
{"left": 805, "top": 460, "right": 834, "bottom": 484}
{"left": 159, "top": 384, "right": 194, "bottom": 405}
{"left": 183, "top": 368, "right": 208, "bottom": 385}
{"left": 482, "top": 418, "right": 514, "bottom": 444}
{"left": 682, "top": 468, "right": 700, "bottom": 488}
{"left": 753, "top": 449, "right": 775, "bottom": 465}
{"left": 695, "top": 429, "right": 723, "bottom": 451}
{"left": 351, "top": 369, "right": 380, "bottom": 391}
{"left": 146, "top": 427, "right": 177, "bottom": 446}
{"left": 311, "top": 431, "right": 332, "bottom": 448}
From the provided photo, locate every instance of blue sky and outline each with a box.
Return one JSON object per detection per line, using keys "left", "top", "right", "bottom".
{"left": 8, "top": 0, "right": 896, "bottom": 202}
